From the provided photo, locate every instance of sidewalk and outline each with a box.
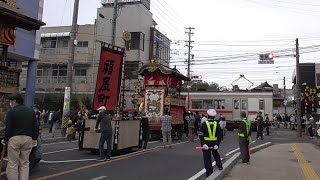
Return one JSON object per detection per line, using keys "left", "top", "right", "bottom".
{"left": 223, "top": 143, "right": 320, "bottom": 180}
{"left": 40, "top": 126, "right": 67, "bottom": 144}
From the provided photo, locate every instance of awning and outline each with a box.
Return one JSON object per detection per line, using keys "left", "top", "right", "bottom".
{"left": 41, "top": 32, "right": 71, "bottom": 38}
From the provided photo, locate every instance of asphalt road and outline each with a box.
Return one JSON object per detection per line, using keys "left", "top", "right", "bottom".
{"left": 1, "top": 127, "right": 313, "bottom": 180}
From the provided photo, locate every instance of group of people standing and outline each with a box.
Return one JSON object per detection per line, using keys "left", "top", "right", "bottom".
{"left": 255, "top": 112, "right": 271, "bottom": 140}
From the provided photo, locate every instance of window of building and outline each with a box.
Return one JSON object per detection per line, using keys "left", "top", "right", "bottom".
{"left": 75, "top": 68, "right": 87, "bottom": 76}
{"left": 215, "top": 100, "right": 225, "bottom": 109}
{"left": 241, "top": 99, "right": 247, "bottom": 110}
{"left": 77, "top": 41, "right": 88, "bottom": 47}
{"left": 129, "top": 32, "right": 145, "bottom": 50}
{"left": 51, "top": 65, "right": 67, "bottom": 76}
{"left": 234, "top": 100, "right": 240, "bottom": 110}
{"left": 62, "top": 40, "right": 69, "bottom": 47}
{"left": 203, "top": 100, "right": 213, "bottom": 109}
{"left": 42, "top": 38, "right": 57, "bottom": 48}
{"left": 259, "top": 100, "right": 265, "bottom": 110}
{"left": 192, "top": 100, "right": 202, "bottom": 109}
{"left": 125, "top": 61, "right": 140, "bottom": 79}
{"left": 37, "top": 69, "right": 43, "bottom": 76}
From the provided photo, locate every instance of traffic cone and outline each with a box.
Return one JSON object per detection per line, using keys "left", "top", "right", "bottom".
{"left": 248, "top": 146, "right": 252, "bottom": 155}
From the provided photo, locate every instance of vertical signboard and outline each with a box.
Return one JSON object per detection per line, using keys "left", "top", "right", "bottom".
{"left": 94, "top": 44, "right": 125, "bottom": 111}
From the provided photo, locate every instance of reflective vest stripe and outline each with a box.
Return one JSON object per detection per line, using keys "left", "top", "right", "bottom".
{"left": 238, "top": 119, "right": 251, "bottom": 137}
{"left": 204, "top": 121, "right": 218, "bottom": 141}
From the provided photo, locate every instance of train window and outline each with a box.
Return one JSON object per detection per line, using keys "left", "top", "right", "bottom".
{"left": 203, "top": 100, "right": 214, "bottom": 109}
{"left": 241, "top": 100, "right": 247, "bottom": 110}
{"left": 234, "top": 100, "right": 240, "bottom": 109}
{"left": 214, "top": 100, "right": 225, "bottom": 109}
{"left": 259, "top": 100, "right": 265, "bottom": 110}
{"left": 192, "top": 100, "right": 202, "bottom": 109}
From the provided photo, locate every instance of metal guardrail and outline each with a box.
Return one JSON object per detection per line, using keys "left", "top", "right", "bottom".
{"left": 36, "top": 76, "right": 89, "bottom": 84}
{"left": 40, "top": 47, "right": 93, "bottom": 55}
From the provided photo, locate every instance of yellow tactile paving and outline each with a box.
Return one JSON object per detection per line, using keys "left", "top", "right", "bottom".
{"left": 292, "top": 144, "right": 320, "bottom": 180}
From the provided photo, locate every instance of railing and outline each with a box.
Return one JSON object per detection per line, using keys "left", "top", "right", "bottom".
{"left": 40, "top": 47, "right": 92, "bottom": 55}
{"left": 36, "top": 76, "right": 89, "bottom": 84}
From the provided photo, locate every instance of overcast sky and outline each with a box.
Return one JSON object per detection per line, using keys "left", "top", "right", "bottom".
{"left": 43, "top": 0, "right": 320, "bottom": 89}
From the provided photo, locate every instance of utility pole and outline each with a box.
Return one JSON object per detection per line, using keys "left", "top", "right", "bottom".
{"left": 295, "top": 38, "right": 302, "bottom": 137}
{"left": 185, "top": 27, "right": 194, "bottom": 78}
{"left": 111, "top": 0, "right": 118, "bottom": 45}
{"left": 284, "top": 76, "right": 287, "bottom": 114}
{"left": 63, "top": 0, "right": 80, "bottom": 131}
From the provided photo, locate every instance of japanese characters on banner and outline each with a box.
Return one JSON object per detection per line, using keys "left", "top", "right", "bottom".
{"left": 93, "top": 45, "right": 124, "bottom": 111}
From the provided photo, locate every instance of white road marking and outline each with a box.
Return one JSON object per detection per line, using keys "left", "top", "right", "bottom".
{"left": 42, "top": 140, "right": 77, "bottom": 146}
{"left": 43, "top": 148, "right": 78, "bottom": 155}
{"left": 224, "top": 140, "right": 257, "bottom": 157}
{"left": 225, "top": 148, "right": 240, "bottom": 156}
{"left": 41, "top": 159, "right": 97, "bottom": 163}
{"left": 187, "top": 158, "right": 223, "bottom": 180}
{"left": 41, "top": 140, "right": 190, "bottom": 164}
{"left": 90, "top": 176, "right": 108, "bottom": 180}
{"left": 148, "top": 140, "right": 160, "bottom": 144}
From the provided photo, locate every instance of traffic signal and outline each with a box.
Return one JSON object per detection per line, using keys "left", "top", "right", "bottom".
{"left": 305, "top": 101, "right": 309, "bottom": 106}
{"left": 259, "top": 53, "right": 274, "bottom": 60}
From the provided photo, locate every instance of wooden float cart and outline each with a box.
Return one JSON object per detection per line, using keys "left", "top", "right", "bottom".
{"left": 137, "top": 60, "right": 190, "bottom": 140}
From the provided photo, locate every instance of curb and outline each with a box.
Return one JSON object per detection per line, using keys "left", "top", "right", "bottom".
{"left": 206, "top": 142, "right": 273, "bottom": 180}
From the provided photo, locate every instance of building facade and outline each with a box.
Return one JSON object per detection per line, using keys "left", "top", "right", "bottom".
{"left": 28, "top": 2, "right": 171, "bottom": 111}
{"left": 26, "top": 24, "right": 97, "bottom": 94}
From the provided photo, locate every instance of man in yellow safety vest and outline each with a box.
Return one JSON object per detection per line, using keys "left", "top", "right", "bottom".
{"left": 199, "top": 109, "right": 223, "bottom": 177}
{"left": 238, "top": 111, "right": 252, "bottom": 164}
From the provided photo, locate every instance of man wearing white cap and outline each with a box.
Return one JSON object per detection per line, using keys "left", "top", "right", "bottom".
{"left": 199, "top": 109, "right": 223, "bottom": 177}
{"left": 95, "top": 106, "right": 113, "bottom": 161}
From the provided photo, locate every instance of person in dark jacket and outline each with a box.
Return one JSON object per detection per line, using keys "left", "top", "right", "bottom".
{"left": 264, "top": 114, "right": 270, "bottom": 136}
{"left": 2, "top": 93, "right": 39, "bottom": 180}
{"left": 194, "top": 111, "right": 201, "bottom": 135}
{"left": 95, "top": 106, "right": 113, "bottom": 161}
{"left": 255, "top": 112, "right": 264, "bottom": 140}
{"left": 238, "top": 111, "right": 252, "bottom": 164}
{"left": 140, "top": 112, "right": 150, "bottom": 149}
{"left": 199, "top": 109, "right": 223, "bottom": 177}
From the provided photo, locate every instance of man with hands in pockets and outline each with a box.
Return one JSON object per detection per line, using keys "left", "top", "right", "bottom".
{"left": 199, "top": 109, "right": 223, "bottom": 177}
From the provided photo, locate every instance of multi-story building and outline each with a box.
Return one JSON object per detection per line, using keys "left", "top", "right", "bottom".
{"left": 29, "top": 1, "right": 171, "bottom": 110}
{"left": 30, "top": 24, "right": 97, "bottom": 94}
